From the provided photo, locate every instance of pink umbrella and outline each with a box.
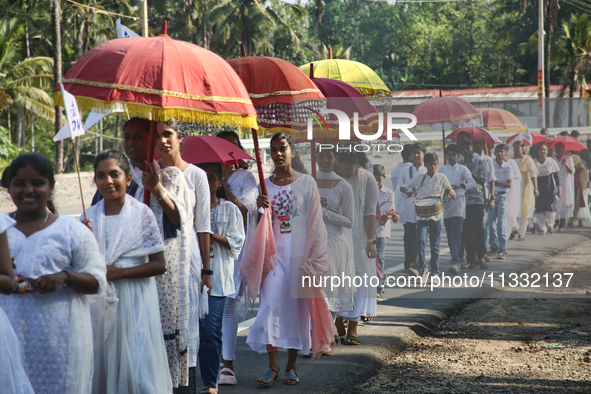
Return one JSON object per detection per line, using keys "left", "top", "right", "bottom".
{"left": 153, "top": 135, "right": 254, "bottom": 166}
{"left": 445, "top": 127, "right": 501, "bottom": 145}
{"left": 412, "top": 96, "right": 482, "bottom": 163}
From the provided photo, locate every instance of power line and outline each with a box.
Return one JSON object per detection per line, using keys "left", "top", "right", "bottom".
{"left": 564, "top": 0, "right": 591, "bottom": 13}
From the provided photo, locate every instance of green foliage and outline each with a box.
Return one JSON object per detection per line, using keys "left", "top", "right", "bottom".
{"left": 0, "top": 125, "right": 23, "bottom": 167}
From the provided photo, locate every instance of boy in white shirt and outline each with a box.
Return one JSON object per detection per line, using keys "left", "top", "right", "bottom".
{"left": 437, "top": 145, "right": 477, "bottom": 274}
{"left": 489, "top": 144, "right": 514, "bottom": 259}
{"left": 401, "top": 153, "right": 455, "bottom": 283}
{"left": 374, "top": 165, "right": 398, "bottom": 298}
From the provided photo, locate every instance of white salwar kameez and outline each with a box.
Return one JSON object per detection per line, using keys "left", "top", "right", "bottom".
{"left": 0, "top": 213, "right": 34, "bottom": 394}
{"left": 246, "top": 176, "right": 316, "bottom": 354}
{"left": 507, "top": 159, "right": 522, "bottom": 230}
{"left": 0, "top": 216, "right": 107, "bottom": 394}
{"left": 554, "top": 155, "right": 575, "bottom": 220}
{"left": 85, "top": 197, "right": 172, "bottom": 394}
{"left": 181, "top": 164, "right": 211, "bottom": 368}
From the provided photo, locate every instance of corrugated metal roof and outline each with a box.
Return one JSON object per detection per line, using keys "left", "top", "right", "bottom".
{"left": 390, "top": 85, "right": 580, "bottom": 100}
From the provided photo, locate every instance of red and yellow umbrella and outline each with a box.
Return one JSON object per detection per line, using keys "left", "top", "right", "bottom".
{"left": 479, "top": 108, "right": 524, "bottom": 134}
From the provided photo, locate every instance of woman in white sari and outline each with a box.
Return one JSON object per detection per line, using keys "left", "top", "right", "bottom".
{"left": 553, "top": 142, "right": 575, "bottom": 232}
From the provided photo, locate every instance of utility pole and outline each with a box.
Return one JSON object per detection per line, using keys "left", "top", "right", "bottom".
{"left": 142, "top": 0, "right": 149, "bottom": 37}
{"left": 538, "top": 0, "right": 545, "bottom": 129}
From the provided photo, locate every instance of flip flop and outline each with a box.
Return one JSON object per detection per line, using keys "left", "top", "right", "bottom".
{"left": 361, "top": 316, "right": 373, "bottom": 323}
{"left": 284, "top": 370, "right": 299, "bottom": 385}
{"left": 257, "top": 368, "right": 281, "bottom": 387}
{"left": 345, "top": 335, "right": 360, "bottom": 345}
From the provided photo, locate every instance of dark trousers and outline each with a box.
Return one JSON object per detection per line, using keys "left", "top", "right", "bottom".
{"left": 173, "top": 367, "right": 197, "bottom": 394}
{"left": 403, "top": 222, "right": 418, "bottom": 269}
{"left": 462, "top": 204, "right": 486, "bottom": 263}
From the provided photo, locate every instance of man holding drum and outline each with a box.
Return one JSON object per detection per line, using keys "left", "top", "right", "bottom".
{"left": 400, "top": 153, "right": 455, "bottom": 284}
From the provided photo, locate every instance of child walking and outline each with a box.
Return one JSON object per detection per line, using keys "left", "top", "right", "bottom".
{"left": 373, "top": 164, "right": 397, "bottom": 297}
{"left": 197, "top": 163, "right": 245, "bottom": 394}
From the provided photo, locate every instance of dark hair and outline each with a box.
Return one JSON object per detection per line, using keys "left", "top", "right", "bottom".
{"left": 571, "top": 130, "right": 580, "bottom": 138}
{"left": 123, "top": 117, "right": 151, "bottom": 134}
{"left": 401, "top": 144, "right": 414, "bottom": 161}
{"left": 457, "top": 131, "right": 471, "bottom": 141}
{"left": 537, "top": 143, "right": 549, "bottom": 153}
{"left": 424, "top": 152, "right": 438, "bottom": 164}
{"left": 198, "top": 162, "right": 226, "bottom": 199}
{"left": 540, "top": 128, "right": 548, "bottom": 135}
{"left": 270, "top": 132, "right": 307, "bottom": 174}
{"left": 495, "top": 144, "right": 508, "bottom": 152}
{"left": 336, "top": 150, "right": 358, "bottom": 164}
{"left": 94, "top": 150, "right": 131, "bottom": 178}
{"left": 446, "top": 144, "right": 460, "bottom": 155}
{"left": 459, "top": 140, "right": 473, "bottom": 149}
{"left": 316, "top": 143, "right": 338, "bottom": 157}
{"left": 7, "top": 153, "right": 57, "bottom": 214}
{"left": 558, "top": 131, "right": 569, "bottom": 137}
{"left": 555, "top": 142, "right": 565, "bottom": 150}
{"left": 216, "top": 130, "right": 249, "bottom": 169}
{"left": 411, "top": 143, "right": 427, "bottom": 154}
{"left": 373, "top": 164, "right": 386, "bottom": 177}
{"left": 355, "top": 151, "right": 369, "bottom": 169}
{"left": 513, "top": 141, "right": 524, "bottom": 148}
{"left": 1, "top": 166, "right": 10, "bottom": 189}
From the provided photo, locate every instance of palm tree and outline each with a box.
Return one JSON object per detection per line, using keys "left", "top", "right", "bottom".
{"left": 209, "top": 0, "right": 307, "bottom": 57}
{"left": 0, "top": 18, "right": 55, "bottom": 148}
{"left": 554, "top": 14, "right": 591, "bottom": 126}
{"left": 314, "top": 0, "right": 325, "bottom": 59}
{"left": 316, "top": 43, "right": 352, "bottom": 60}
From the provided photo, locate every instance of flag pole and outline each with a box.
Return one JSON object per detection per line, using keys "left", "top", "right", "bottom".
{"left": 71, "top": 138, "right": 87, "bottom": 220}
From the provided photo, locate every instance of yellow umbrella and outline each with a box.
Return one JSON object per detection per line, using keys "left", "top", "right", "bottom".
{"left": 299, "top": 59, "right": 390, "bottom": 100}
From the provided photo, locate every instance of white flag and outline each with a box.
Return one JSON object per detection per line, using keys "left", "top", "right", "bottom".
{"left": 117, "top": 19, "right": 140, "bottom": 39}
{"left": 522, "top": 124, "right": 533, "bottom": 145}
{"left": 54, "top": 84, "right": 85, "bottom": 142}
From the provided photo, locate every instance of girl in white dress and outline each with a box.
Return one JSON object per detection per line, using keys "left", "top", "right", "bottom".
{"left": 0, "top": 153, "right": 106, "bottom": 394}
{"left": 315, "top": 146, "right": 355, "bottom": 321}
{"left": 83, "top": 150, "right": 172, "bottom": 394}
{"left": 216, "top": 131, "right": 259, "bottom": 386}
{"left": 0, "top": 211, "right": 35, "bottom": 394}
{"left": 156, "top": 120, "right": 212, "bottom": 394}
{"left": 245, "top": 132, "right": 332, "bottom": 386}
{"left": 197, "top": 162, "right": 244, "bottom": 394}
{"left": 553, "top": 142, "right": 575, "bottom": 232}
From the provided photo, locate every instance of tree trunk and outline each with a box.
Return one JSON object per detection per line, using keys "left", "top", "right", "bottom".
{"left": 16, "top": 104, "right": 25, "bottom": 148}
{"left": 52, "top": 0, "right": 64, "bottom": 173}
{"left": 544, "top": 0, "right": 559, "bottom": 127}
{"left": 314, "top": 0, "right": 325, "bottom": 60}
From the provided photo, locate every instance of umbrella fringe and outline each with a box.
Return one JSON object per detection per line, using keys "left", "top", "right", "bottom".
{"left": 55, "top": 94, "right": 259, "bottom": 130}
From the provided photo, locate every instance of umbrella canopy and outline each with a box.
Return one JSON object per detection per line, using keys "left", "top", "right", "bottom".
{"left": 299, "top": 59, "right": 391, "bottom": 99}
{"left": 303, "top": 76, "right": 393, "bottom": 141}
{"left": 506, "top": 130, "right": 546, "bottom": 146}
{"left": 546, "top": 135, "right": 586, "bottom": 152}
{"left": 479, "top": 108, "right": 524, "bottom": 134}
{"left": 445, "top": 127, "right": 501, "bottom": 145}
{"left": 53, "top": 23, "right": 257, "bottom": 128}
{"left": 412, "top": 97, "right": 482, "bottom": 131}
{"left": 226, "top": 56, "right": 325, "bottom": 135}
{"left": 154, "top": 135, "right": 254, "bottom": 166}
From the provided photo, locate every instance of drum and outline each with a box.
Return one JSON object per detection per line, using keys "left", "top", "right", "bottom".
{"left": 414, "top": 197, "right": 443, "bottom": 219}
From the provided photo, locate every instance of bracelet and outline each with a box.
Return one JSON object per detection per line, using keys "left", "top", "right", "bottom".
{"left": 156, "top": 191, "right": 168, "bottom": 202}
{"left": 62, "top": 270, "right": 72, "bottom": 288}
{"left": 201, "top": 269, "right": 213, "bottom": 275}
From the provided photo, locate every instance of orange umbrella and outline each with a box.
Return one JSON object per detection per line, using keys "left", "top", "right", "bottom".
{"left": 479, "top": 108, "right": 524, "bottom": 133}
{"left": 53, "top": 22, "right": 257, "bottom": 203}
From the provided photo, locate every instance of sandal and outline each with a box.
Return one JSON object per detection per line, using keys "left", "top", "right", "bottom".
{"left": 518, "top": 235, "right": 525, "bottom": 241}
{"left": 460, "top": 263, "right": 474, "bottom": 269}
{"left": 361, "top": 316, "right": 373, "bottom": 323}
{"left": 509, "top": 230, "right": 518, "bottom": 240}
{"left": 218, "top": 367, "right": 237, "bottom": 386}
{"left": 284, "top": 369, "right": 299, "bottom": 385}
{"left": 200, "top": 389, "right": 217, "bottom": 394}
{"left": 345, "top": 335, "right": 360, "bottom": 345}
{"left": 257, "top": 368, "right": 281, "bottom": 387}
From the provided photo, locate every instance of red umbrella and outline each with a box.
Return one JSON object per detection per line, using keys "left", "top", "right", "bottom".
{"left": 546, "top": 135, "right": 586, "bottom": 152}
{"left": 227, "top": 52, "right": 325, "bottom": 184}
{"left": 54, "top": 22, "right": 257, "bottom": 204}
{"left": 445, "top": 127, "right": 501, "bottom": 145}
{"left": 506, "top": 130, "right": 546, "bottom": 146}
{"left": 153, "top": 135, "right": 254, "bottom": 166}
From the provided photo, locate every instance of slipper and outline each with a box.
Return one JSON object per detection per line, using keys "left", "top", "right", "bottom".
{"left": 334, "top": 334, "right": 347, "bottom": 343}
{"left": 509, "top": 230, "right": 518, "bottom": 240}
{"left": 218, "top": 367, "right": 237, "bottom": 386}
{"left": 257, "top": 368, "right": 281, "bottom": 387}
{"left": 361, "top": 316, "right": 373, "bottom": 323}
{"left": 345, "top": 335, "right": 360, "bottom": 345}
{"left": 518, "top": 235, "right": 525, "bottom": 241}
{"left": 284, "top": 370, "right": 299, "bottom": 385}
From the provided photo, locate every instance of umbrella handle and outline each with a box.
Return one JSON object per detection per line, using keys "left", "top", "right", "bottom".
{"left": 144, "top": 121, "right": 158, "bottom": 205}
{"left": 252, "top": 128, "right": 268, "bottom": 213}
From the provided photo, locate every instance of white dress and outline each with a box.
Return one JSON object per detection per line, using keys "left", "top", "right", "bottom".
{"left": 85, "top": 197, "right": 172, "bottom": 394}
{"left": 0, "top": 216, "right": 107, "bottom": 394}
{"left": 0, "top": 213, "right": 35, "bottom": 394}
{"left": 554, "top": 156, "right": 575, "bottom": 220}
{"left": 506, "top": 159, "right": 522, "bottom": 229}
{"left": 318, "top": 174, "right": 355, "bottom": 313}
{"left": 246, "top": 175, "right": 316, "bottom": 353}
{"left": 182, "top": 164, "right": 211, "bottom": 368}
{"left": 226, "top": 168, "right": 258, "bottom": 299}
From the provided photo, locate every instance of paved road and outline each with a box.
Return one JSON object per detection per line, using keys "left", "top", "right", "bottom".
{"left": 45, "top": 205, "right": 591, "bottom": 392}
